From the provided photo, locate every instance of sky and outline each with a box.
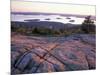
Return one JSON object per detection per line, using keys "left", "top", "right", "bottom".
{"left": 11, "top": 0, "right": 96, "bottom": 16}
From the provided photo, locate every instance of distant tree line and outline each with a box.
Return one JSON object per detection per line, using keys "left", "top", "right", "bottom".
{"left": 11, "top": 16, "right": 96, "bottom": 36}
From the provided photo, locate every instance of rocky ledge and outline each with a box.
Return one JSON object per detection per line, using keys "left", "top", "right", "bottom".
{"left": 11, "top": 33, "right": 96, "bottom": 74}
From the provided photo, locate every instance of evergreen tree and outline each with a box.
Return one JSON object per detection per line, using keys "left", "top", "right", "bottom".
{"left": 81, "top": 16, "right": 95, "bottom": 34}
{"left": 32, "top": 27, "right": 39, "bottom": 34}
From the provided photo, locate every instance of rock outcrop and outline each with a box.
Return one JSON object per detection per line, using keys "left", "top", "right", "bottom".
{"left": 11, "top": 34, "right": 96, "bottom": 74}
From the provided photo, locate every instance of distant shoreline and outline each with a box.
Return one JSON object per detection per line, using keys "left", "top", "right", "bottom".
{"left": 11, "top": 21, "right": 81, "bottom": 30}
{"left": 11, "top": 12, "right": 96, "bottom": 20}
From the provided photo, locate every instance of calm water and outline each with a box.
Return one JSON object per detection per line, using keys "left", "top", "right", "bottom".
{"left": 11, "top": 14, "right": 85, "bottom": 24}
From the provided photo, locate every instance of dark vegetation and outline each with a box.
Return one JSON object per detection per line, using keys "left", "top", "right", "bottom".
{"left": 11, "top": 16, "right": 96, "bottom": 36}
{"left": 66, "top": 17, "right": 71, "bottom": 19}
{"left": 45, "top": 18, "right": 50, "bottom": 20}
{"left": 69, "top": 20, "right": 75, "bottom": 22}
{"left": 56, "top": 17, "right": 61, "bottom": 19}
{"left": 24, "top": 19, "right": 40, "bottom": 22}
{"left": 81, "top": 16, "right": 96, "bottom": 34}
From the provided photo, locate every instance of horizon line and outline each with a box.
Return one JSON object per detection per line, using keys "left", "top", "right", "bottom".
{"left": 11, "top": 11, "right": 96, "bottom": 17}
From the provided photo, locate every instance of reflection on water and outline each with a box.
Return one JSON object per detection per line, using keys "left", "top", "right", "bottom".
{"left": 11, "top": 14, "right": 85, "bottom": 24}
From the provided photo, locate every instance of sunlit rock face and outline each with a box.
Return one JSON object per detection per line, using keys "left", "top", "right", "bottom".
{"left": 11, "top": 33, "right": 96, "bottom": 74}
